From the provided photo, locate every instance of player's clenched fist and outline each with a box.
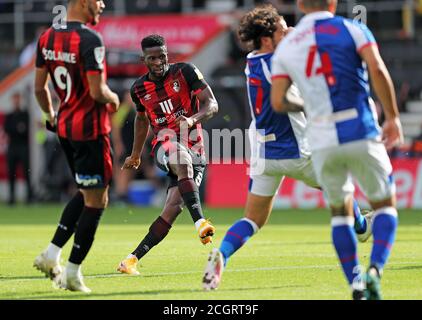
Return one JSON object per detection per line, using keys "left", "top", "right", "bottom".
{"left": 382, "top": 117, "right": 404, "bottom": 150}
{"left": 122, "top": 155, "right": 141, "bottom": 170}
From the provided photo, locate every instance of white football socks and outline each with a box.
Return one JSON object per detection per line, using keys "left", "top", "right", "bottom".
{"left": 66, "top": 261, "right": 81, "bottom": 277}
{"left": 195, "top": 218, "right": 206, "bottom": 231}
{"left": 46, "top": 243, "right": 62, "bottom": 262}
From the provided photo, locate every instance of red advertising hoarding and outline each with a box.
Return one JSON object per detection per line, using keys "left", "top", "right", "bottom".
{"left": 93, "top": 14, "right": 228, "bottom": 56}
{"left": 92, "top": 14, "right": 228, "bottom": 77}
{"left": 205, "top": 159, "right": 422, "bottom": 209}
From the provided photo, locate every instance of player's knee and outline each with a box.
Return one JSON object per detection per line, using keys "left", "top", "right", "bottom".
{"left": 330, "top": 196, "right": 354, "bottom": 216}
{"left": 81, "top": 189, "right": 108, "bottom": 209}
{"left": 369, "top": 196, "right": 396, "bottom": 210}
{"left": 330, "top": 205, "right": 351, "bottom": 217}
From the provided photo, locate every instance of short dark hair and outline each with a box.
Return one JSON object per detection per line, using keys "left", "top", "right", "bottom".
{"left": 141, "top": 34, "right": 166, "bottom": 51}
{"left": 238, "top": 4, "right": 282, "bottom": 50}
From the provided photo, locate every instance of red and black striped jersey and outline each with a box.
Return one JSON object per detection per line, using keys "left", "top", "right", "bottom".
{"left": 130, "top": 63, "right": 208, "bottom": 154}
{"left": 36, "top": 22, "right": 110, "bottom": 141}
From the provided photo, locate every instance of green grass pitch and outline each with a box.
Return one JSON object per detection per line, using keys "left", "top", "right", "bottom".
{"left": 0, "top": 204, "right": 421, "bottom": 300}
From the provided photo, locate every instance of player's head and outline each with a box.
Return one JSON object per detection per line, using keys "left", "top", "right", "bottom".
{"left": 141, "top": 34, "right": 169, "bottom": 80}
{"left": 298, "top": 0, "right": 337, "bottom": 14}
{"left": 68, "top": 0, "right": 105, "bottom": 25}
{"left": 238, "top": 4, "right": 288, "bottom": 52}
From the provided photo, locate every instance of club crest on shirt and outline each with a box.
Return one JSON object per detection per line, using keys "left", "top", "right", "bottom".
{"left": 172, "top": 80, "right": 180, "bottom": 93}
{"left": 94, "top": 46, "right": 105, "bottom": 65}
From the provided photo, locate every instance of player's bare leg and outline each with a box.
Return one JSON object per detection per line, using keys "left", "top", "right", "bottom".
{"left": 244, "top": 194, "right": 275, "bottom": 229}
{"left": 300, "top": 160, "right": 372, "bottom": 243}
{"left": 118, "top": 187, "right": 183, "bottom": 275}
{"left": 56, "top": 187, "right": 108, "bottom": 293}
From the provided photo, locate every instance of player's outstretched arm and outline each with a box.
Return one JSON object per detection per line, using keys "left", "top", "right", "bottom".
{"left": 360, "top": 45, "right": 403, "bottom": 149}
{"left": 122, "top": 111, "right": 150, "bottom": 170}
{"left": 271, "top": 78, "right": 304, "bottom": 113}
{"left": 34, "top": 67, "right": 55, "bottom": 125}
{"left": 193, "top": 86, "right": 219, "bottom": 123}
{"left": 87, "top": 72, "right": 120, "bottom": 112}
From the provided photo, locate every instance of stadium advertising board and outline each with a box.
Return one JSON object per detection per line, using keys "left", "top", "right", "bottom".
{"left": 93, "top": 14, "right": 227, "bottom": 56}
{"left": 206, "top": 158, "right": 422, "bottom": 209}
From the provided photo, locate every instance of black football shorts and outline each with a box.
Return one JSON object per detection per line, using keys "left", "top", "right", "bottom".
{"left": 59, "top": 135, "right": 113, "bottom": 189}
{"left": 154, "top": 140, "right": 206, "bottom": 189}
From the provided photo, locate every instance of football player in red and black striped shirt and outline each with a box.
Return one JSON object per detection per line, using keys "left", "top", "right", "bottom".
{"left": 117, "top": 35, "right": 219, "bottom": 275}
{"left": 33, "top": 0, "right": 120, "bottom": 293}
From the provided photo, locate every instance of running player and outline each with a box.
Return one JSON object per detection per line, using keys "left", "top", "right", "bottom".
{"left": 202, "top": 4, "right": 371, "bottom": 291}
{"left": 33, "top": 0, "right": 119, "bottom": 293}
{"left": 117, "top": 34, "right": 219, "bottom": 275}
{"left": 271, "top": 0, "right": 402, "bottom": 300}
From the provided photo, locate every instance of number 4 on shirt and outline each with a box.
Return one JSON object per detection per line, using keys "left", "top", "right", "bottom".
{"left": 305, "top": 45, "right": 337, "bottom": 86}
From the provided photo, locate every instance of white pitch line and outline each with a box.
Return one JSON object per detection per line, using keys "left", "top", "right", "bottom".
{"left": 0, "top": 261, "right": 420, "bottom": 283}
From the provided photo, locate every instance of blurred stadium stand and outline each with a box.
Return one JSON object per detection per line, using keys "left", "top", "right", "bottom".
{"left": 0, "top": 0, "right": 421, "bottom": 204}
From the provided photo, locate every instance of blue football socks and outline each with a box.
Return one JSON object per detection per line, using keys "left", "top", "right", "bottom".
{"left": 219, "top": 218, "right": 258, "bottom": 266}
{"left": 353, "top": 200, "right": 367, "bottom": 234}
{"left": 370, "top": 207, "right": 398, "bottom": 272}
{"left": 332, "top": 216, "right": 360, "bottom": 285}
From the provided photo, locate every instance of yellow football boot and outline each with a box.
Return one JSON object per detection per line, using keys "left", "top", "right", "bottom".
{"left": 117, "top": 256, "right": 140, "bottom": 275}
{"left": 198, "top": 219, "right": 215, "bottom": 245}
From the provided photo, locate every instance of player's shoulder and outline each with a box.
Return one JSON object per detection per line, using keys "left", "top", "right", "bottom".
{"left": 247, "top": 51, "right": 273, "bottom": 61}
{"left": 172, "top": 63, "right": 205, "bottom": 82}
{"left": 39, "top": 26, "right": 53, "bottom": 37}
{"left": 37, "top": 26, "right": 54, "bottom": 43}
{"left": 131, "top": 75, "right": 148, "bottom": 91}
{"left": 341, "top": 16, "right": 373, "bottom": 34}
{"left": 77, "top": 24, "right": 103, "bottom": 44}
{"left": 172, "top": 62, "right": 198, "bottom": 73}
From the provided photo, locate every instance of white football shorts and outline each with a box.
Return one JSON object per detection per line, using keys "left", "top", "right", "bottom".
{"left": 249, "top": 156, "right": 320, "bottom": 197}
{"left": 311, "top": 139, "right": 395, "bottom": 207}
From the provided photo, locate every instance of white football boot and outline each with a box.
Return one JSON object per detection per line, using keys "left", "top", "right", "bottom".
{"left": 203, "top": 248, "right": 224, "bottom": 291}
{"left": 57, "top": 266, "right": 91, "bottom": 293}
{"left": 33, "top": 251, "right": 63, "bottom": 281}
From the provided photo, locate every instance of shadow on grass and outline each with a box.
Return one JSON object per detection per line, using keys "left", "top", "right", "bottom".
{"left": 14, "top": 284, "right": 309, "bottom": 300}
{"left": 388, "top": 265, "right": 422, "bottom": 271}
{"left": 0, "top": 275, "right": 47, "bottom": 281}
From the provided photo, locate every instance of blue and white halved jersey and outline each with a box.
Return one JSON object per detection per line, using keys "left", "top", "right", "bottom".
{"left": 272, "top": 11, "right": 381, "bottom": 152}
{"left": 246, "top": 51, "right": 310, "bottom": 160}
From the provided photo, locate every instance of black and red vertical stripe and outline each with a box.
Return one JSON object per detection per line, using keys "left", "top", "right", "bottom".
{"left": 36, "top": 23, "right": 110, "bottom": 141}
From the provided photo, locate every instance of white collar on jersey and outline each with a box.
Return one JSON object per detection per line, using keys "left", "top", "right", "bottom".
{"left": 246, "top": 51, "right": 272, "bottom": 59}
{"left": 300, "top": 11, "right": 334, "bottom": 24}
